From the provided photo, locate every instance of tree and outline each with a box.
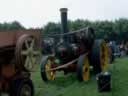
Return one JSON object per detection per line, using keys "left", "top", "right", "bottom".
{"left": 42, "top": 18, "right": 128, "bottom": 42}
{"left": 10, "top": 21, "right": 25, "bottom": 30}
{"left": 0, "top": 21, "right": 25, "bottom": 31}
{"left": 43, "top": 22, "right": 61, "bottom": 35}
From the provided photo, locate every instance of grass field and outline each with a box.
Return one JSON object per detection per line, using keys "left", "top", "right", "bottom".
{"left": 31, "top": 57, "right": 128, "bottom": 96}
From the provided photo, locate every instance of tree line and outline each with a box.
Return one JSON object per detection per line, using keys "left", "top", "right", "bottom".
{"left": 0, "top": 21, "right": 25, "bottom": 31}
{"left": 1, "top": 18, "right": 128, "bottom": 44}
{"left": 42, "top": 18, "right": 128, "bottom": 44}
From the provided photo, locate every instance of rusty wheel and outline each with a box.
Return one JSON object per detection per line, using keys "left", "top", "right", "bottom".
{"left": 15, "top": 34, "right": 41, "bottom": 71}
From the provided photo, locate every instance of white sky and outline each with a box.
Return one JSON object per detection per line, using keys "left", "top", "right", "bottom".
{"left": 0, "top": 0, "right": 128, "bottom": 28}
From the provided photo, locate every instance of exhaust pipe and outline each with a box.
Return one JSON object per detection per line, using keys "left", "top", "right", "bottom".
{"left": 60, "top": 8, "right": 69, "bottom": 34}
{"left": 60, "top": 8, "right": 69, "bottom": 41}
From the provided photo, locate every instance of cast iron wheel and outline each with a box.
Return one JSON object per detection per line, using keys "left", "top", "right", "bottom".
{"left": 77, "top": 54, "right": 90, "bottom": 81}
{"left": 41, "top": 56, "right": 56, "bottom": 82}
{"left": 89, "top": 40, "right": 108, "bottom": 74}
{"left": 15, "top": 34, "right": 41, "bottom": 71}
{"left": 10, "top": 78, "right": 34, "bottom": 96}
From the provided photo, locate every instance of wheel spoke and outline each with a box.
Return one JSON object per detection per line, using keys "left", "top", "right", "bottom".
{"left": 31, "top": 56, "right": 36, "bottom": 66}
{"left": 33, "top": 51, "right": 41, "bottom": 56}
{"left": 25, "top": 40, "right": 30, "bottom": 49}
{"left": 27, "top": 57, "right": 33, "bottom": 70}
{"left": 47, "top": 60, "right": 51, "bottom": 65}
{"left": 30, "top": 39, "right": 35, "bottom": 49}
{"left": 27, "top": 56, "right": 37, "bottom": 70}
{"left": 21, "top": 50, "right": 28, "bottom": 55}
{"left": 24, "top": 56, "right": 30, "bottom": 68}
{"left": 45, "top": 59, "right": 55, "bottom": 80}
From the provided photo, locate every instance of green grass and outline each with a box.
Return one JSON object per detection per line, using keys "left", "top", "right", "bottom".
{"left": 31, "top": 57, "right": 128, "bottom": 96}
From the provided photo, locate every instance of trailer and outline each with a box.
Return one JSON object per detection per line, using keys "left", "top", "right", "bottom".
{"left": 0, "top": 29, "right": 41, "bottom": 96}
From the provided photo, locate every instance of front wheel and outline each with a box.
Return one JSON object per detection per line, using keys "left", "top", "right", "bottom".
{"left": 41, "top": 56, "right": 56, "bottom": 82}
{"left": 77, "top": 54, "right": 90, "bottom": 81}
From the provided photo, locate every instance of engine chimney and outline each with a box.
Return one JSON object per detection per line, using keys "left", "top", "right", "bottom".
{"left": 60, "top": 8, "right": 69, "bottom": 34}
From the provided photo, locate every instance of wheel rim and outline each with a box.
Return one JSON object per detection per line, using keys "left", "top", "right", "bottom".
{"left": 16, "top": 34, "right": 41, "bottom": 71}
{"left": 20, "top": 84, "right": 31, "bottom": 96}
{"left": 45, "top": 59, "right": 55, "bottom": 80}
{"left": 100, "top": 41, "right": 108, "bottom": 72}
{"left": 82, "top": 56, "right": 90, "bottom": 81}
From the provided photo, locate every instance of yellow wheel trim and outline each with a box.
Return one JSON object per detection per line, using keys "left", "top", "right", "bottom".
{"left": 45, "top": 59, "right": 55, "bottom": 80}
{"left": 100, "top": 41, "right": 109, "bottom": 72}
{"left": 82, "top": 56, "right": 90, "bottom": 81}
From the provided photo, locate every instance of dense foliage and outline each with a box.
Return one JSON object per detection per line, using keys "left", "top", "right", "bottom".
{"left": 42, "top": 18, "right": 128, "bottom": 43}
{"left": 0, "top": 21, "right": 25, "bottom": 31}
{"left": 1, "top": 19, "right": 128, "bottom": 43}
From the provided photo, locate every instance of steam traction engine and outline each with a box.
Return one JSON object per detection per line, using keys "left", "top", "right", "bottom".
{"left": 0, "top": 30, "right": 41, "bottom": 96}
{"left": 41, "top": 8, "right": 109, "bottom": 82}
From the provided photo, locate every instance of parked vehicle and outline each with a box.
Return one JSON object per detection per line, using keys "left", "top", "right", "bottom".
{"left": 41, "top": 8, "right": 109, "bottom": 82}
{"left": 0, "top": 30, "right": 41, "bottom": 96}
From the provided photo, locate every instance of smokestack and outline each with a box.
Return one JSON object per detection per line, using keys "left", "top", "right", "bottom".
{"left": 60, "top": 8, "right": 69, "bottom": 34}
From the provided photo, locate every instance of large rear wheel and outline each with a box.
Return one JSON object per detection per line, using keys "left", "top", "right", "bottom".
{"left": 89, "top": 40, "right": 108, "bottom": 74}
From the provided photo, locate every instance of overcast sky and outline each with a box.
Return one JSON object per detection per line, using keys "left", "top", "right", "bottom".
{"left": 0, "top": 0, "right": 128, "bottom": 28}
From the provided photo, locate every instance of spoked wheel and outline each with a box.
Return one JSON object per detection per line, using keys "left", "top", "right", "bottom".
{"left": 41, "top": 56, "right": 56, "bottom": 82}
{"left": 15, "top": 34, "right": 41, "bottom": 71}
{"left": 10, "top": 79, "right": 34, "bottom": 96}
{"left": 89, "top": 40, "right": 108, "bottom": 74}
{"left": 77, "top": 54, "right": 90, "bottom": 81}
